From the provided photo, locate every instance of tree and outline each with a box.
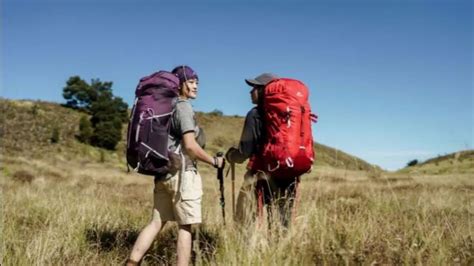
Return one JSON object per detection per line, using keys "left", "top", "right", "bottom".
{"left": 62, "top": 76, "right": 96, "bottom": 112}
{"left": 62, "top": 76, "right": 128, "bottom": 150}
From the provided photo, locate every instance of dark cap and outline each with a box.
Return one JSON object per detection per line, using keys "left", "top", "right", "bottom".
{"left": 245, "top": 73, "right": 279, "bottom": 87}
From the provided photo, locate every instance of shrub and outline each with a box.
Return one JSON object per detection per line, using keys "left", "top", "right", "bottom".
{"left": 91, "top": 121, "right": 122, "bottom": 150}
{"left": 99, "top": 150, "right": 106, "bottom": 163}
{"left": 208, "top": 109, "right": 223, "bottom": 116}
{"left": 407, "top": 159, "right": 418, "bottom": 167}
{"left": 77, "top": 115, "right": 93, "bottom": 144}
{"left": 51, "top": 126, "right": 60, "bottom": 144}
{"left": 31, "top": 104, "right": 39, "bottom": 116}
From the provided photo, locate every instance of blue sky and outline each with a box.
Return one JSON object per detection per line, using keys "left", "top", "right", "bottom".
{"left": 2, "top": 0, "right": 472, "bottom": 170}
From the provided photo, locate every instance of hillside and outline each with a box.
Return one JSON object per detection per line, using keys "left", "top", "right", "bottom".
{"left": 399, "top": 150, "right": 474, "bottom": 175}
{"left": 0, "top": 98, "right": 376, "bottom": 171}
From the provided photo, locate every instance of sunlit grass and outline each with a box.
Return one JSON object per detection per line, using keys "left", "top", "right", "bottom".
{"left": 2, "top": 154, "right": 472, "bottom": 265}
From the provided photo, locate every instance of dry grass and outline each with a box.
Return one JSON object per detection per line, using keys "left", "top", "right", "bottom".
{"left": 1, "top": 153, "right": 472, "bottom": 265}
{"left": 1, "top": 99, "right": 472, "bottom": 265}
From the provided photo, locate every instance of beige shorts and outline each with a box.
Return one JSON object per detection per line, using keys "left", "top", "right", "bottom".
{"left": 152, "top": 170, "right": 202, "bottom": 225}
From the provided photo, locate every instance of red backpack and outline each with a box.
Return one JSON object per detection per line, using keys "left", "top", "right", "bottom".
{"left": 259, "top": 78, "right": 317, "bottom": 180}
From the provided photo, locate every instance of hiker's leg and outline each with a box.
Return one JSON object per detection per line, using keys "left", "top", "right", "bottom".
{"left": 174, "top": 170, "right": 202, "bottom": 265}
{"left": 176, "top": 224, "right": 192, "bottom": 266}
{"left": 264, "top": 176, "right": 280, "bottom": 228}
{"left": 129, "top": 219, "right": 168, "bottom": 262}
{"left": 255, "top": 175, "right": 272, "bottom": 227}
{"left": 128, "top": 176, "right": 176, "bottom": 262}
{"left": 279, "top": 178, "right": 298, "bottom": 228}
{"left": 236, "top": 170, "right": 256, "bottom": 225}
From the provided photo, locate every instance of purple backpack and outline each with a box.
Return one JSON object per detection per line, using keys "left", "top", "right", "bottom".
{"left": 126, "top": 71, "right": 180, "bottom": 176}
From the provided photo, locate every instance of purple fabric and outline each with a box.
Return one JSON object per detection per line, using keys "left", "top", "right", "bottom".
{"left": 135, "top": 71, "right": 179, "bottom": 97}
{"left": 171, "top": 65, "right": 198, "bottom": 84}
{"left": 126, "top": 71, "right": 180, "bottom": 176}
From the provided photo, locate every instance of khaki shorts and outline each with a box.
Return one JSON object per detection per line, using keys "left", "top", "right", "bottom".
{"left": 152, "top": 170, "right": 202, "bottom": 225}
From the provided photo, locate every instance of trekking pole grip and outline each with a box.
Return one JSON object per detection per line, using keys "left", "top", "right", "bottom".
{"left": 215, "top": 152, "right": 225, "bottom": 170}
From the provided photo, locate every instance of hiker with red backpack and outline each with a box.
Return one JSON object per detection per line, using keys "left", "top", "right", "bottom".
{"left": 126, "top": 65, "right": 224, "bottom": 266}
{"left": 226, "top": 73, "right": 316, "bottom": 228}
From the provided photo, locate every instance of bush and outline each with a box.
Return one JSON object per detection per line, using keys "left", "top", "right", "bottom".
{"left": 51, "top": 126, "right": 60, "bottom": 144}
{"left": 31, "top": 104, "right": 39, "bottom": 116}
{"left": 99, "top": 150, "right": 106, "bottom": 163}
{"left": 77, "top": 115, "right": 93, "bottom": 144}
{"left": 208, "top": 109, "right": 223, "bottom": 116}
{"left": 91, "top": 121, "right": 122, "bottom": 150}
{"left": 407, "top": 159, "right": 418, "bottom": 167}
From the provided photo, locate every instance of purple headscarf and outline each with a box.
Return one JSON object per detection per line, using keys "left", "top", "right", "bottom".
{"left": 171, "top": 65, "right": 199, "bottom": 84}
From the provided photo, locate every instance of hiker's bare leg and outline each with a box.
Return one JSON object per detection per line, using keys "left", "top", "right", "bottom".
{"left": 129, "top": 219, "right": 167, "bottom": 262}
{"left": 177, "top": 224, "right": 192, "bottom": 266}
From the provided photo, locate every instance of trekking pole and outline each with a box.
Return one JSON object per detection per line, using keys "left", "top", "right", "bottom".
{"left": 231, "top": 162, "right": 236, "bottom": 220}
{"left": 216, "top": 152, "right": 226, "bottom": 225}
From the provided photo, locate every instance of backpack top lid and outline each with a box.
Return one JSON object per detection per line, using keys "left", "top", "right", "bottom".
{"left": 135, "top": 71, "right": 180, "bottom": 97}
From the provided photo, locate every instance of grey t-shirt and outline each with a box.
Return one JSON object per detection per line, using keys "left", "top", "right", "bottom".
{"left": 227, "top": 107, "right": 263, "bottom": 163}
{"left": 169, "top": 99, "right": 202, "bottom": 171}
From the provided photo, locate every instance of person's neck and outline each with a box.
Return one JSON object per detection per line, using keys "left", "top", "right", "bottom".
{"left": 179, "top": 95, "right": 189, "bottom": 100}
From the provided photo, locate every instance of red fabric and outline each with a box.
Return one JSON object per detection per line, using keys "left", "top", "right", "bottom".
{"left": 252, "top": 78, "right": 315, "bottom": 180}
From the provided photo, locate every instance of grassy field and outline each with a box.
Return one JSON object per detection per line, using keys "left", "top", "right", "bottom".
{"left": 2, "top": 152, "right": 472, "bottom": 265}
{"left": 1, "top": 99, "right": 473, "bottom": 265}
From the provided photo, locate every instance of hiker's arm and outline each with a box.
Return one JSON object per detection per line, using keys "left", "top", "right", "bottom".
{"left": 226, "top": 108, "right": 261, "bottom": 163}
{"left": 182, "top": 132, "right": 223, "bottom": 167}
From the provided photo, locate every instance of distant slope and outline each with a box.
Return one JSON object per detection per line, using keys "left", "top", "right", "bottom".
{"left": 399, "top": 150, "right": 474, "bottom": 175}
{"left": 0, "top": 99, "right": 376, "bottom": 171}
{"left": 1, "top": 99, "right": 82, "bottom": 155}
{"left": 313, "top": 142, "right": 378, "bottom": 171}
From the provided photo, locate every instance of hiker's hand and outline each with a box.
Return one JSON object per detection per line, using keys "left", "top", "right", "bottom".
{"left": 225, "top": 147, "right": 238, "bottom": 162}
{"left": 214, "top": 152, "right": 225, "bottom": 169}
{"left": 213, "top": 156, "right": 225, "bottom": 169}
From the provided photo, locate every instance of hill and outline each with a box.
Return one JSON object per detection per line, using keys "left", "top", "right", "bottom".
{"left": 0, "top": 98, "right": 376, "bottom": 171}
{"left": 399, "top": 150, "right": 474, "bottom": 175}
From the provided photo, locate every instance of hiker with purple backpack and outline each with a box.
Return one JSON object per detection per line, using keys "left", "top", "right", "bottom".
{"left": 126, "top": 65, "right": 224, "bottom": 266}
